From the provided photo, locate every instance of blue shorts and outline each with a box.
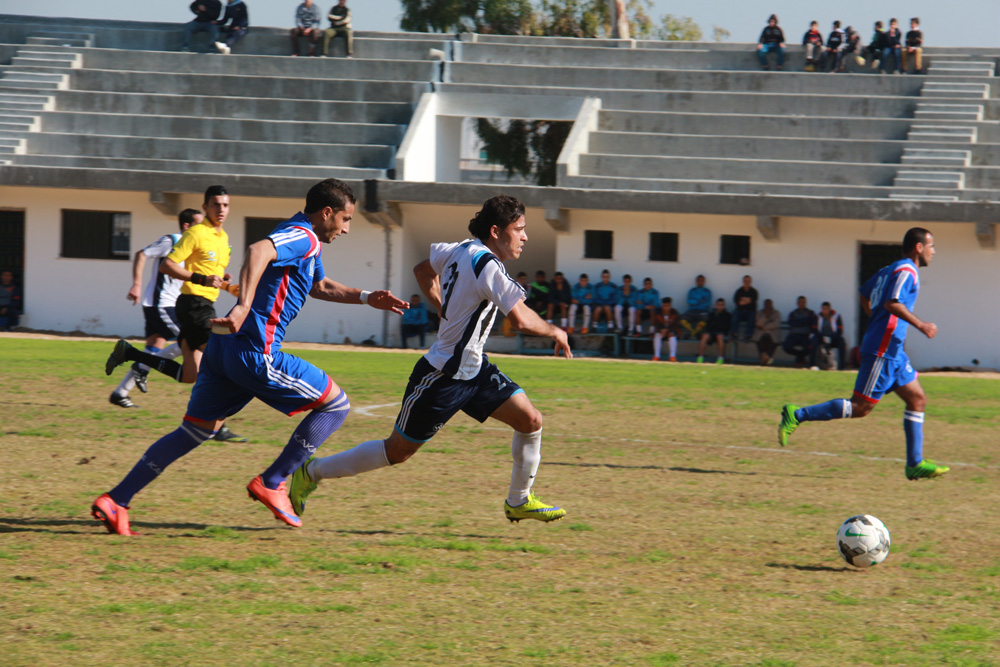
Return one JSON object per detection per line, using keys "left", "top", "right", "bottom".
{"left": 186, "top": 335, "right": 333, "bottom": 421}
{"left": 394, "top": 356, "right": 523, "bottom": 444}
{"left": 853, "top": 352, "right": 917, "bottom": 404}
{"left": 143, "top": 305, "right": 180, "bottom": 339}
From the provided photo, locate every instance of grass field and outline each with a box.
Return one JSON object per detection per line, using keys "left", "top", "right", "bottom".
{"left": 2, "top": 337, "right": 999, "bottom": 667}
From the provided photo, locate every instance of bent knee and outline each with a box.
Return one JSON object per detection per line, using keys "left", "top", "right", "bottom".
{"left": 516, "top": 408, "right": 543, "bottom": 434}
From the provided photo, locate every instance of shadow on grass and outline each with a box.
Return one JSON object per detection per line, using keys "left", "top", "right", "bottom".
{"left": 546, "top": 461, "right": 823, "bottom": 477}
{"left": 0, "top": 517, "right": 277, "bottom": 535}
{"left": 766, "top": 562, "right": 852, "bottom": 573}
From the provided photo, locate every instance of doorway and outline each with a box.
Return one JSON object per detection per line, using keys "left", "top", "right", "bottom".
{"left": 857, "top": 242, "right": 902, "bottom": 344}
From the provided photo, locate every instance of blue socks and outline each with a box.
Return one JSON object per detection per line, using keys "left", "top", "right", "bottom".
{"left": 796, "top": 399, "right": 852, "bottom": 422}
{"left": 108, "top": 421, "right": 216, "bottom": 506}
{"left": 261, "top": 390, "right": 351, "bottom": 489}
{"left": 904, "top": 411, "right": 924, "bottom": 467}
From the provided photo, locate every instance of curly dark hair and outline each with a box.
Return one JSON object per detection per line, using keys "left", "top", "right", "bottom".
{"left": 468, "top": 195, "right": 525, "bottom": 242}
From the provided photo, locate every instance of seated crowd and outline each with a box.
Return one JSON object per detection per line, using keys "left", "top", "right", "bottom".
{"left": 757, "top": 14, "right": 925, "bottom": 74}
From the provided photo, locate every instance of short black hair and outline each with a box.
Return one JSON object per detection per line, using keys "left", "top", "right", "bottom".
{"left": 911, "top": 17, "right": 920, "bottom": 25}
{"left": 821, "top": 301, "right": 831, "bottom": 307}
{"left": 178, "top": 208, "right": 200, "bottom": 228}
{"left": 467, "top": 195, "right": 525, "bottom": 242}
{"left": 768, "top": 14, "right": 778, "bottom": 23}
{"left": 662, "top": 297, "right": 672, "bottom": 304}
{"left": 833, "top": 20, "right": 840, "bottom": 28}
{"left": 622, "top": 274, "right": 632, "bottom": 281}
{"left": 554, "top": 271, "right": 564, "bottom": 279}
{"left": 516, "top": 271, "right": 527, "bottom": 279}
{"left": 875, "top": 20, "right": 883, "bottom": 28}
{"left": 579, "top": 273, "right": 589, "bottom": 280}
{"left": 903, "top": 227, "right": 931, "bottom": 253}
{"left": 203, "top": 184, "right": 228, "bottom": 203}
{"left": 644, "top": 277, "right": 652, "bottom": 283}
{"left": 305, "top": 178, "right": 356, "bottom": 215}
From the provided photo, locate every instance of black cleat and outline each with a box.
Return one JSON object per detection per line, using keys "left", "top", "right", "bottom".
{"left": 109, "top": 392, "right": 139, "bottom": 409}
{"left": 213, "top": 426, "right": 248, "bottom": 442}
{"left": 105, "top": 339, "right": 132, "bottom": 375}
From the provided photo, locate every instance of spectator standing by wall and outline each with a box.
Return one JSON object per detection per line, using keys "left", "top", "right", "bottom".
{"left": 592, "top": 269, "right": 618, "bottom": 332}
{"left": 214, "top": 0, "right": 249, "bottom": 55}
{"left": 0, "top": 269, "right": 22, "bottom": 331}
{"left": 181, "top": 0, "right": 222, "bottom": 52}
{"left": 782, "top": 296, "right": 817, "bottom": 368}
{"left": 757, "top": 14, "right": 785, "bottom": 71}
{"left": 902, "top": 18, "right": 924, "bottom": 74}
{"left": 731, "top": 274, "right": 758, "bottom": 341}
{"left": 810, "top": 301, "right": 847, "bottom": 370}
{"left": 568, "top": 273, "right": 593, "bottom": 334}
{"left": 697, "top": 298, "right": 731, "bottom": 364}
{"left": 802, "top": 20, "right": 825, "bottom": 71}
{"left": 680, "top": 274, "right": 711, "bottom": 338}
{"left": 652, "top": 297, "right": 681, "bottom": 362}
{"left": 401, "top": 293, "right": 428, "bottom": 349}
{"left": 291, "top": 0, "right": 323, "bottom": 56}
{"left": 546, "top": 271, "right": 572, "bottom": 330}
{"left": 754, "top": 298, "right": 781, "bottom": 365}
{"left": 323, "top": 0, "right": 353, "bottom": 57}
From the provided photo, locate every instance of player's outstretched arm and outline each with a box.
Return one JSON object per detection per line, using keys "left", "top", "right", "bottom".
{"left": 309, "top": 278, "right": 408, "bottom": 315}
{"left": 210, "top": 239, "right": 276, "bottom": 334}
{"left": 885, "top": 300, "right": 937, "bottom": 339}
{"left": 507, "top": 301, "right": 572, "bottom": 358}
{"left": 414, "top": 259, "right": 442, "bottom": 313}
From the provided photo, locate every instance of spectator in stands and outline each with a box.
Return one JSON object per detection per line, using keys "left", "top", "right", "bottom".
{"left": 516, "top": 271, "right": 529, "bottom": 290}
{"left": 546, "top": 271, "right": 572, "bottom": 330}
{"left": 902, "top": 17, "right": 924, "bottom": 74}
{"left": 882, "top": 18, "right": 903, "bottom": 74}
{"left": 809, "top": 301, "right": 847, "bottom": 370}
{"left": 634, "top": 277, "right": 660, "bottom": 335}
{"left": 782, "top": 295, "right": 817, "bottom": 368}
{"left": 323, "top": 0, "right": 353, "bottom": 57}
{"left": 214, "top": 0, "right": 249, "bottom": 55}
{"left": 825, "top": 20, "right": 845, "bottom": 72}
{"left": 0, "top": 270, "right": 22, "bottom": 331}
{"left": 839, "top": 26, "right": 865, "bottom": 72}
{"left": 592, "top": 269, "right": 618, "bottom": 332}
{"left": 652, "top": 297, "right": 681, "bottom": 362}
{"left": 802, "top": 20, "right": 825, "bottom": 71}
{"left": 731, "top": 274, "right": 758, "bottom": 341}
{"left": 526, "top": 270, "right": 550, "bottom": 316}
{"left": 753, "top": 298, "right": 781, "bottom": 365}
{"left": 181, "top": 0, "right": 222, "bottom": 52}
{"left": 865, "top": 21, "right": 887, "bottom": 70}
{"left": 680, "top": 274, "right": 711, "bottom": 339}
{"left": 568, "top": 273, "right": 593, "bottom": 334}
{"left": 400, "top": 293, "right": 428, "bottom": 349}
{"left": 291, "top": 0, "right": 323, "bottom": 56}
{"left": 616, "top": 274, "right": 640, "bottom": 335}
{"left": 756, "top": 14, "right": 786, "bottom": 71}
{"left": 697, "top": 298, "right": 731, "bottom": 364}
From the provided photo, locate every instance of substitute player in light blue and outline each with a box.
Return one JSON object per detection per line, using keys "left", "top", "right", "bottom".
{"left": 568, "top": 272, "right": 594, "bottom": 334}
{"left": 778, "top": 227, "right": 948, "bottom": 480}
{"left": 291, "top": 195, "right": 572, "bottom": 523}
{"left": 91, "top": 179, "right": 408, "bottom": 535}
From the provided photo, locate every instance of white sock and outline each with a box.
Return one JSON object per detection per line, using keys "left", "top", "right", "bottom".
{"left": 653, "top": 332, "right": 663, "bottom": 357}
{"left": 568, "top": 304, "right": 577, "bottom": 326}
{"left": 115, "top": 369, "right": 137, "bottom": 395}
{"left": 507, "top": 429, "right": 542, "bottom": 506}
{"left": 583, "top": 305, "right": 591, "bottom": 329}
{"left": 162, "top": 343, "right": 182, "bottom": 359}
{"left": 668, "top": 336, "right": 678, "bottom": 357}
{"left": 560, "top": 317, "right": 567, "bottom": 328}
{"left": 614, "top": 305, "right": 623, "bottom": 329}
{"left": 308, "top": 439, "right": 389, "bottom": 481}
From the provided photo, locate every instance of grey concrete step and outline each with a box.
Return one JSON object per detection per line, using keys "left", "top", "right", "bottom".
{"left": 0, "top": 92, "right": 55, "bottom": 111}
{"left": 907, "top": 124, "right": 978, "bottom": 142}
{"left": 888, "top": 192, "right": 961, "bottom": 202}
{"left": 900, "top": 147, "right": 971, "bottom": 166}
{"left": 27, "top": 33, "right": 93, "bottom": 47}
{"left": 25, "top": 132, "right": 396, "bottom": 168}
{"left": 37, "top": 111, "right": 406, "bottom": 145}
{"left": 0, "top": 78, "right": 63, "bottom": 91}
{"left": 929, "top": 61, "right": 995, "bottom": 77}
{"left": 0, "top": 70, "right": 67, "bottom": 85}
{"left": 914, "top": 103, "right": 983, "bottom": 122}
{"left": 10, "top": 57, "right": 78, "bottom": 70}
{"left": 893, "top": 170, "right": 964, "bottom": 188}
{"left": 920, "top": 82, "right": 989, "bottom": 99}
{"left": 14, "top": 50, "right": 80, "bottom": 63}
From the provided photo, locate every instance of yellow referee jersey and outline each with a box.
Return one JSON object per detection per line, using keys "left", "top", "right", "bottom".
{"left": 167, "top": 220, "right": 232, "bottom": 301}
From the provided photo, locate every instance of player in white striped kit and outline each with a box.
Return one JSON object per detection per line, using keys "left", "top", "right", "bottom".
{"left": 289, "top": 194, "right": 573, "bottom": 523}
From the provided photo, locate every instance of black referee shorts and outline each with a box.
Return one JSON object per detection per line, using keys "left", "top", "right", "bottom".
{"left": 175, "top": 294, "right": 217, "bottom": 350}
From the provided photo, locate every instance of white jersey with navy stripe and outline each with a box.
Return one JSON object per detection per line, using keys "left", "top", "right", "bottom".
{"left": 423, "top": 239, "right": 526, "bottom": 380}
{"left": 140, "top": 233, "right": 183, "bottom": 308}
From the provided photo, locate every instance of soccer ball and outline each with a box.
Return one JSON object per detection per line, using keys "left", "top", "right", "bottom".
{"left": 836, "top": 515, "right": 891, "bottom": 568}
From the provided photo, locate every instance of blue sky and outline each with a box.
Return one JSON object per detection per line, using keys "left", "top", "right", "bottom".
{"left": 0, "top": 0, "right": 996, "bottom": 47}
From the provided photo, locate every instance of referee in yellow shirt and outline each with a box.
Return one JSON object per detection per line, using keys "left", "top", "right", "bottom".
{"left": 105, "top": 185, "right": 246, "bottom": 441}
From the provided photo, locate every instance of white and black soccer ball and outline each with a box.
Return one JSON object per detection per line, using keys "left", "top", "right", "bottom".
{"left": 836, "top": 515, "right": 891, "bottom": 568}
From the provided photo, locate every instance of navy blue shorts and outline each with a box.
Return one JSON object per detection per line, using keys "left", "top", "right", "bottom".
{"left": 394, "top": 356, "right": 523, "bottom": 444}
{"left": 853, "top": 352, "right": 917, "bottom": 404}
{"left": 185, "top": 334, "right": 333, "bottom": 421}
{"left": 143, "top": 305, "right": 180, "bottom": 339}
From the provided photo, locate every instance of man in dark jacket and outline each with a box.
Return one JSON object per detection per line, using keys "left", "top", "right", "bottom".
{"left": 881, "top": 18, "right": 903, "bottom": 73}
{"left": 182, "top": 0, "right": 222, "bottom": 52}
{"left": 802, "top": 20, "right": 825, "bottom": 71}
{"left": 783, "top": 295, "right": 817, "bottom": 368}
{"left": 756, "top": 14, "right": 786, "bottom": 71}
{"left": 214, "top": 0, "right": 249, "bottom": 55}
{"left": 809, "top": 301, "right": 847, "bottom": 370}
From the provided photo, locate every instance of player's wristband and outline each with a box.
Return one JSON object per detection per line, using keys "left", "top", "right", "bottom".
{"left": 359, "top": 290, "right": 371, "bottom": 305}
{"left": 190, "top": 272, "right": 207, "bottom": 286}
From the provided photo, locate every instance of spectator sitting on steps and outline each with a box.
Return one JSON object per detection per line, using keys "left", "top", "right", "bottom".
{"left": 881, "top": 18, "right": 903, "bottom": 74}
{"left": 181, "top": 0, "right": 222, "bottom": 52}
{"left": 865, "top": 21, "right": 887, "bottom": 70}
{"left": 323, "top": 0, "right": 353, "bottom": 57}
{"left": 592, "top": 269, "right": 618, "bottom": 332}
{"left": 214, "top": 0, "right": 249, "bottom": 55}
{"left": 825, "top": 20, "right": 845, "bottom": 72}
{"left": 802, "top": 20, "right": 825, "bottom": 71}
{"left": 546, "top": 271, "right": 572, "bottom": 330}
{"left": 291, "top": 0, "right": 323, "bottom": 56}
{"left": 902, "top": 17, "right": 924, "bottom": 74}
{"left": 652, "top": 297, "right": 681, "bottom": 362}
{"left": 757, "top": 14, "right": 786, "bottom": 71}
{"left": 783, "top": 295, "right": 817, "bottom": 368}
{"left": 697, "top": 298, "right": 731, "bottom": 365}
{"left": 680, "top": 274, "right": 711, "bottom": 339}
{"left": 526, "top": 270, "right": 550, "bottom": 316}
{"left": 568, "top": 273, "right": 593, "bottom": 335}
{"left": 634, "top": 277, "right": 660, "bottom": 336}
{"left": 615, "top": 274, "right": 640, "bottom": 335}
{"left": 0, "top": 269, "right": 22, "bottom": 331}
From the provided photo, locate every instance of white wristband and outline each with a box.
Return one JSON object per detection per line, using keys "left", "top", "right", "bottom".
{"left": 359, "top": 290, "right": 371, "bottom": 305}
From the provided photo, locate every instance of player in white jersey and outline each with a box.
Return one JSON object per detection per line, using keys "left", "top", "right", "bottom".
{"left": 110, "top": 210, "right": 197, "bottom": 408}
{"left": 288, "top": 195, "right": 573, "bottom": 523}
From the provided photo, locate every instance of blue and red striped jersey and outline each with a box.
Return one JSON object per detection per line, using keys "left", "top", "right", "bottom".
{"left": 859, "top": 258, "right": 919, "bottom": 359}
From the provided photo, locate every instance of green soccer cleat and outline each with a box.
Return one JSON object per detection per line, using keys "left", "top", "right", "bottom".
{"left": 778, "top": 403, "right": 800, "bottom": 447}
{"left": 905, "top": 459, "right": 950, "bottom": 481}
{"left": 504, "top": 493, "right": 566, "bottom": 523}
{"left": 288, "top": 456, "right": 317, "bottom": 516}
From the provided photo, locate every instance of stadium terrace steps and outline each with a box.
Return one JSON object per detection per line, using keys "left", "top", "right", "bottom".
{"left": 914, "top": 103, "right": 984, "bottom": 122}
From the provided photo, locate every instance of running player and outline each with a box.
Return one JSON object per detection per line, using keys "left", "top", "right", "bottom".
{"left": 105, "top": 185, "right": 245, "bottom": 441}
{"left": 778, "top": 227, "right": 949, "bottom": 480}
{"left": 91, "top": 179, "right": 408, "bottom": 535}
{"left": 109, "top": 210, "right": 197, "bottom": 408}
{"left": 287, "top": 194, "right": 572, "bottom": 524}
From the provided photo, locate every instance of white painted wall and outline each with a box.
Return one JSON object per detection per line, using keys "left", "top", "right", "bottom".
{"left": 557, "top": 210, "right": 1000, "bottom": 370}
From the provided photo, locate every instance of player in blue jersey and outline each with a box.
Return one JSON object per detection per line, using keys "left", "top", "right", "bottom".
{"left": 568, "top": 272, "right": 593, "bottom": 334}
{"left": 615, "top": 274, "right": 640, "bottom": 335}
{"left": 287, "top": 195, "right": 572, "bottom": 524}
{"left": 91, "top": 179, "right": 409, "bottom": 535}
{"left": 634, "top": 277, "right": 661, "bottom": 335}
{"left": 778, "top": 228, "right": 948, "bottom": 480}
{"left": 592, "top": 269, "right": 618, "bottom": 331}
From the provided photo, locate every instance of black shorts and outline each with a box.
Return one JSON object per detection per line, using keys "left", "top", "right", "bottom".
{"left": 175, "top": 294, "right": 216, "bottom": 350}
{"left": 143, "top": 305, "right": 180, "bottom": 339}
{"left": 394, "top": 356, "right": 523, "bottom": 443}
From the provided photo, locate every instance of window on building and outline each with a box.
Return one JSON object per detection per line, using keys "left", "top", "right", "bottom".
{"left": 245, "top": 217, "right": 286, "bottom": 248}
{"left": 584, "top": 230, "right": 613, "bottom": 259}
{"left": 61, "top": 210, "right": 131, "bottom": 260}
{"left": 720, "top": 234, "right": 751, "bottom": 265}
{"left": 649, "top": 232, "right": 679, "bottom": 262}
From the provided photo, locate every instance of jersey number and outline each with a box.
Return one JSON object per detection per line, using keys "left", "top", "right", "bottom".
{"left": 868, "top": 274, "right": 887, "bottom": 307}
{"left": 440, "top": 262, "right": 459, "bottom": 321}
